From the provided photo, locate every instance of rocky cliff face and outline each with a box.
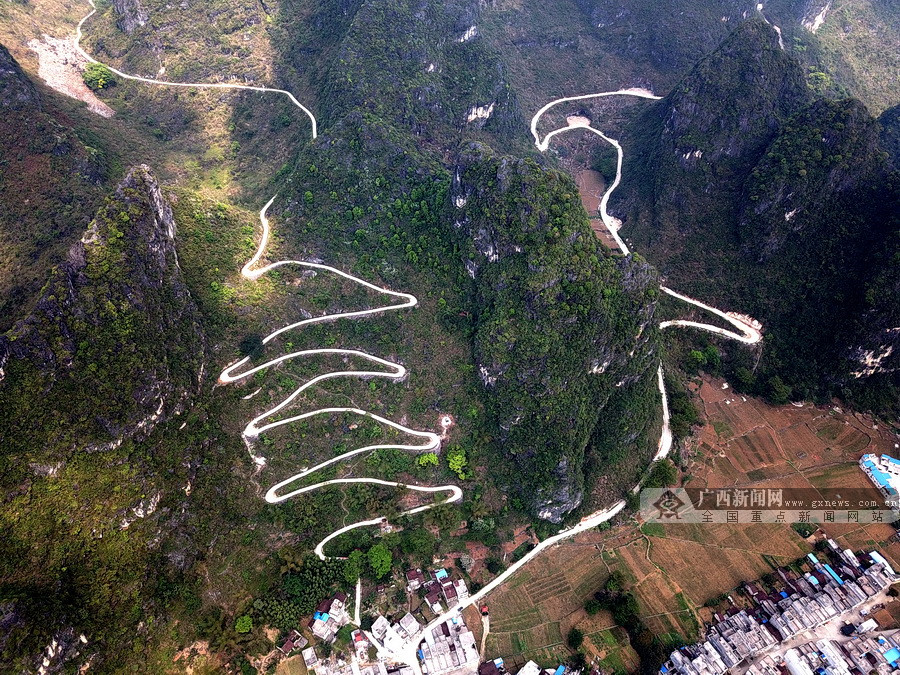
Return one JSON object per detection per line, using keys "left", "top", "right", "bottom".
{"left": 615, "top": 19, "right": 899, "bottom": 410}
{"left": 573, "top": 0, "right": 756, "bottom": 77}
{"left": 0, "top": 44, "right": 111, "bottom": 331}
{"left": 738, "top": 98, "right": 884, "bottom": 262}
{"left": 452, "top": 143, "right": 659, "bottom": 520}
{"left": 111, "top": 0, "right": 149, "bottom": 34}
{"left": 0, "top": 165, "right": 206, "bottom": 459}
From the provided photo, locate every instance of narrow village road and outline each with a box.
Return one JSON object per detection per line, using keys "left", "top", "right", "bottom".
{"left": 480, "top": 615, "right": 490, "bottom": 658}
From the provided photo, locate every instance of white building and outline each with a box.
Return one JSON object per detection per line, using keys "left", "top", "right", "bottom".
{"left": 418, "top": 617, "right": 480, "bottom": 675}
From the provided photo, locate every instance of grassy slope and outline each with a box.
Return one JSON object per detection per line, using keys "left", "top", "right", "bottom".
{"left": 765, "top": 0, "right": 900, "bottom": 114}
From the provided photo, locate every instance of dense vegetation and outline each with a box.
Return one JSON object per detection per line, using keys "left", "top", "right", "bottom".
{"left": 1, "top": 0, "right": 897, "bottom": 670}
{"left": 452, "top": 143, "right": 660, "bottom": 519}
{"left": 82, "top": 63, "right": 116, "bottom": 91}
{"left": 0, "top": 167, "right": 205, "bottom": 457}
{"left": 618, "top": 19, "right": 900, "bottom": 414}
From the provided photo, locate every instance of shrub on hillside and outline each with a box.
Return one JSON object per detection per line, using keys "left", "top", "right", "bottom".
{"left": 83, "top": 63, "right": 116, "bottom": 91}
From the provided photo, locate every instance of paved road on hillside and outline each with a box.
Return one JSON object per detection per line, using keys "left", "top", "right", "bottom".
{"left": 75, "top": 0, "right": 317, "bottom": 135}
{"left": 77, "top": 7, "right": 765, "bottom": 670}
{"left": 76, "top": 0, "right": 462, "bottom": 578}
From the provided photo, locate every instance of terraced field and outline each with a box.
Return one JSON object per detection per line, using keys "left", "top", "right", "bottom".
{"left": 485, "top": 375, "right": 900, "bottom": 671}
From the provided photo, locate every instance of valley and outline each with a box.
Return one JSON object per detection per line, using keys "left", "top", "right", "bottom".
{"left": 482, "top": 374, "right": 900, "bottom": 671}
{"left": 0, "top": 0, "right": 897, "bottom": 673}
{"left": 63, "top": 10, "right": 769, "bottom": 671}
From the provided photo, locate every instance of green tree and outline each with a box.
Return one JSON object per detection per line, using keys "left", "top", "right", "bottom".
{"left": 425, "top": 503, "right": 461, "bottom": 532}
{"left": 686, "top": 349, "right": 707, "bottom": 373}
{"left": 734, "top": 366, "right": 756, "bottom": 391}
{"left": 82, "top": 63, "right": 116, "bottom": 90}
{"left": 702, "top": 345, "right": 721, "bottom": 373}
{"left": 446, "top": 446, "right": 468, "bottom": 479}
{"left": 344, "top": 550, "right": 364, "bottom": 583}
{"left": 567, "top": 627, "right": 584, "bottom": 650}
{"left": 399, "top": 528, "right": 435, "bottom": 556}
{"left": 644, "top": 459, "right": 678, "bottom": 489}
{"left": 416, "top": 452, "right": 438, "bottom": 467}
{"left": 235, "top": 615, "right": 253, "bottom": 634}
{"left": 486, "top": 558, "right": 504, "bottom": 575}
{"left": 767, "top": 375, "right": 792, "bottom": 405}
{"left": 605, "top": 571, "right": 626, "bottom": 593}
{"left": 367, "top": 543, "right": 393, "bottom": 579}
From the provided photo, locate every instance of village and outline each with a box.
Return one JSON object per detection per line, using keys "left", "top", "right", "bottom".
{"left": 262, "top": 450, "right": 900, "bottom": 675}
{"left": 272, "top": 563, "right": 573, "bottom": 675}
{"left": 661, "top": 541, "right": 900, "bottom": 675}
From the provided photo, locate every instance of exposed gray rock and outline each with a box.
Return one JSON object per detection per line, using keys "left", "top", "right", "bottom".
{"left": 112, "top": 0, "right": 149, "bottom": 34}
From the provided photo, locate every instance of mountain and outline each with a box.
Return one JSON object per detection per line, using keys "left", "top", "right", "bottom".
{"left": 0, "top": 0, "right": 897, "bottom": 669}
{"left": 0, "top": 163, "right": 205, "bottom": 460}
{"left": 0, "top": 164, "right": 210, "bottom": 670}
{"left": 452, "top": 142, "right": 660, "bottom": 520}
{"left": 0, "top": 44, "right": 113, "bottom": 332}
{"left": 615, "top": 19, "right": 900, "bottom": 411}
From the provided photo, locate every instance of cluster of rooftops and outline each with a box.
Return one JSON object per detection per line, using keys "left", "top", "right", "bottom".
{"left": 860, "top": 454, "right": 900, "bottom": 502}
{"left": 661, "top": 542, "right": 899, "bottom": 675}
{"left": 405, "top": 567, "right": 470, "bottom": 613}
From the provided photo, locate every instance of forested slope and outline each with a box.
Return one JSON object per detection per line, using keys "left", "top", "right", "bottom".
{"left": 0, "top": 165, "right": 212, "bottom": 669}
{"left": 616, "top": 20, "right": 900, "bottom": 411}
{"left": 452, "top": 143, "right": 660, "bottom": 519}
{"left": 0, "top": 44, "right": 114, "bottom": 331}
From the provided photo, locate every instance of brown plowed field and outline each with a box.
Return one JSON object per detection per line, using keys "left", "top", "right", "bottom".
{"left": 482, "top": 376, "right": 899, "bottom": 672}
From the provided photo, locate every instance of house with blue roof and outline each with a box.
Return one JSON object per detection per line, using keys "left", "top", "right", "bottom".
{"left": 859, "top": 454, "right": 900, "bottom": 503}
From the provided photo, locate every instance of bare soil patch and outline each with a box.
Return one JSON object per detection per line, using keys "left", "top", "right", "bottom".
{"left": 28, "top": 34, "right": 114, "bottom": 117}
{"left": 575, "top": 169, "right": 604, "bottom": 215}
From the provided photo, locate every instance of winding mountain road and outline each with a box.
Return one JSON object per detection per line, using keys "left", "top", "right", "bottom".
{"left": 75, "top": 0, "right": 461, "bottom": 570}
{"left": 77, "top": 3, "right": 765, "bottom": 668}
{"left": 530, "top": 88, "right": 662, "bottom": 255}
{"left": 372, "top": 91, "right": 767, "bottom": 671}
{"left": 74, "top": 0, "right": 317, "bottom": 136}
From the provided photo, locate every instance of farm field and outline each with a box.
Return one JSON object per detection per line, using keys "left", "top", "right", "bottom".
{"left": 685, "top": 377, "right": 896, "bottom": 489}
{"left": 481, "top": 376, "right": 900, "bottom": 672}
{"left": 575, "top": 170, "right": 604, "bottom": 215}
{"left": 275, "top": 655, "right": 309, "bottom": 675}
{"left": 484, "top": 526, "right": 639, "bottom": 672}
